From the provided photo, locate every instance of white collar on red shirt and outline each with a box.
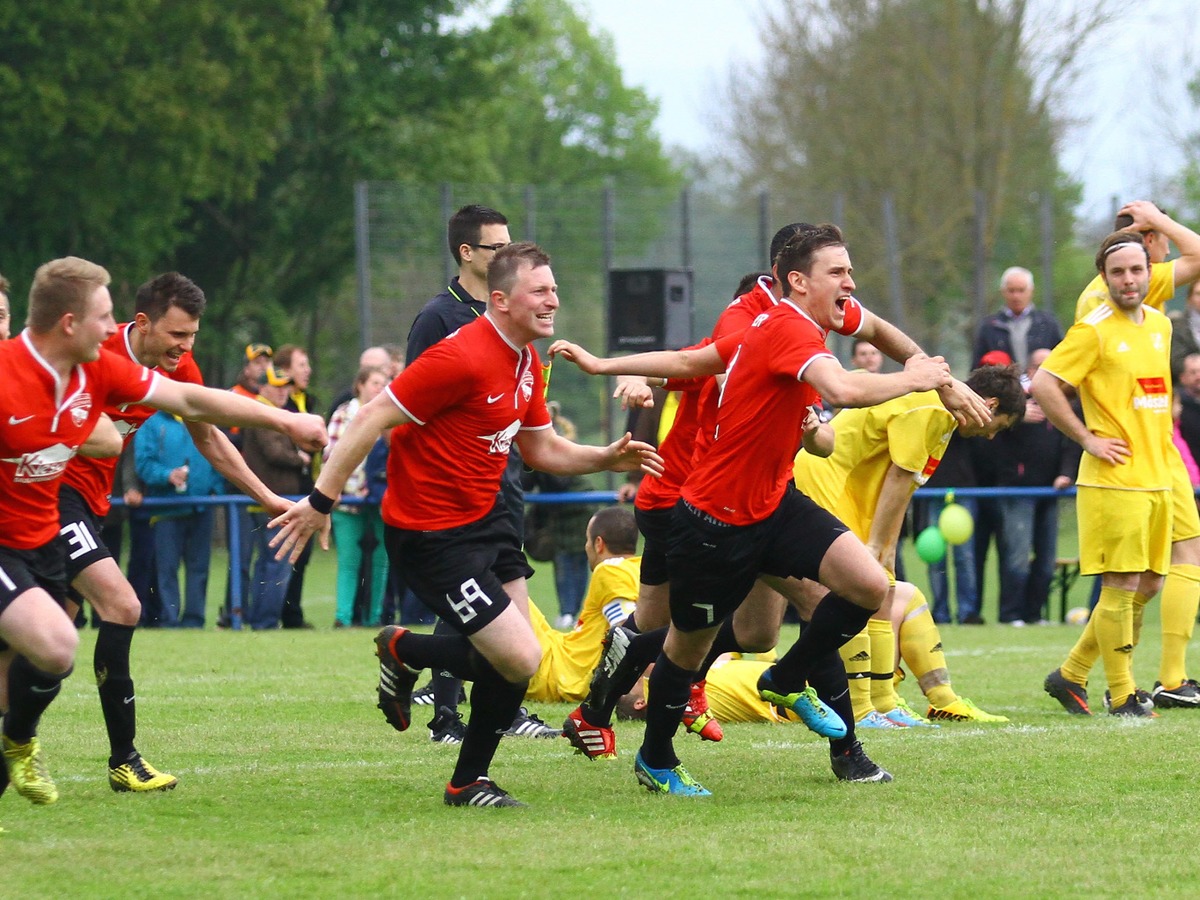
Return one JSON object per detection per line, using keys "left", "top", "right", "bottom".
{"left": 778, "top": 298, "right": 827, "bottom": 338}
{"left": 481, "top": 312, "right": 527, "bottom": 356}
{"left": 20, "top": 329, "right": 88, "bottom": 411}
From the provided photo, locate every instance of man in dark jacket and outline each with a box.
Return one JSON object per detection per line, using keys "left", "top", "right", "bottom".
{"left": 972, "top": 267, "right": 1062, "bottom": 370}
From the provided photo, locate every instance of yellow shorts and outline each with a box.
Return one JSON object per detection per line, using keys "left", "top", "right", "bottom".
{"left": 1170, "top": 453, "right": 1200, "bottom": 542}
{"left": 1077, "top": 487, "right": 1171, "bottom": 576}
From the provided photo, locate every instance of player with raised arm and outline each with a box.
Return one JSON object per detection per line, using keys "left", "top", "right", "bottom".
{"left": 551, "top": 225, "right": 952, "bottom": 794}
{"left": 0, "top": 257, "right": 326, "bottom": 805}
{"left": 268, "top": 243, "right": 661, "bottom": 808}
{"left": 56, "top": 271, "right": 326, "bottom": 792}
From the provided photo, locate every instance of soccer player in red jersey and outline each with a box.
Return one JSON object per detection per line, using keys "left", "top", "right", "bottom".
{"left": 57, "top": 271, "right": 327, "bottom": 792}
{"left": 550, "top": 225, "right": 953, "bottom": 794}
{"left": 269, "top": 242, "right": 662, "bottom": 808}
{"left": 0, "top": 258, "right": 326, "bottom": 805}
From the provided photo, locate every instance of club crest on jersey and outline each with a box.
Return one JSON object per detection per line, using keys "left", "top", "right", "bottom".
{"left": 519, "top": 366, "right": 535, "bottom": 403}
{"left": 481, "top": 420, "right": 522, "bottom": 455}
{"left": 68, "top": 393, "right": 93, "bottom": 427}
{"left": 5, "top": 442, "right": 77, "bottom": 482}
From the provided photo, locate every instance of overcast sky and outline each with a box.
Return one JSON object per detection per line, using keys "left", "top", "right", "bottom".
{"left": 568, "top": 0, "right": 1199, "bottom": 224}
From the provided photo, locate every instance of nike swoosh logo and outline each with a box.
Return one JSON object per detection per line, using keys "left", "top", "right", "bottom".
{"left": 8, "top": 415, "right": 33, "bottom": 425}
{"left": 123, "top": 696, "right": 135, "bottom": 704}
{"left": 30, "top": 684, "right": 59, "bottom": 694}
{"left": 486, "top": 393, "right": 506, "bottom": 403}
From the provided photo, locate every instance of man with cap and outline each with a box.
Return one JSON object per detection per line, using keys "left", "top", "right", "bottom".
{"left": 240, "top": 364, "right": 312, "bottom": 630}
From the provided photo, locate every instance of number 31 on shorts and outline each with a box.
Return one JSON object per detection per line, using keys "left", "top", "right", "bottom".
{"left": 446, "top": 578, "right": 494, "bottom": 624}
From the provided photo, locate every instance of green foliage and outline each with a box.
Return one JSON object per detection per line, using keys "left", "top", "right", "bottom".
{"left": 0, "top": 0, "right": 328, "bottom": 306}
{"left": 721, "top": 0, "right": 1096, "bottom": 351}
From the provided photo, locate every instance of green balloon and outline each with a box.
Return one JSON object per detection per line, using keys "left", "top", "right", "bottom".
{"left": 938, "top": 503, "right": 974, "bottom": 545}
{"left": 915, "top": 525, "right": 947, "bottom": 563}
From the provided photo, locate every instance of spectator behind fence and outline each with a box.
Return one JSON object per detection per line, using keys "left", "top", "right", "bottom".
{"left": 522, "top": 402, "right": 597, "bottom": 630}
{"left": 241, "top": 365, "right": 309, "bottom": 630}
{"left": 1177, "top": 353, "right": 1200, "bottom": 469}
{"left": 276, "top": 344, "right": 319, "bottom": 630}
{"left": 1169, "top": 281, "right": 1200, "bottom": 382}
{"left": 134, "top": 411, "right": 223, "bottom": 628}
{"left": 327, "top": 366, "right": 390, "bottom": 628}
{"left": 994, "top": 352, "right": 1080, "bottom": 625}
{"left": 972, "top": 266, "right": 1063, "bottom": 371}
{"left": 221, "top": 341, "right": 273, "bottom": 626}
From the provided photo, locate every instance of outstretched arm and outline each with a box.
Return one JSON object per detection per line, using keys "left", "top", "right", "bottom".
{"left": 803, "top": 354, "right": 951, "bottom": 410}
{"left": 147, "top": 380, "right": 328, "bottom": 452}
{"left": 187, "top": 421, "right": 289, "bottom": 517}
{"left": 548, "top": 340, "right": 726, "bottom": 380}
{"left": 269, "top": 393, "right": 408, "bottom": 562}
{"left": 516, "top": 427, "right": 664, "bottom": 479}
{"left": 857, "top": 311, "right": 991, "bottom": 427}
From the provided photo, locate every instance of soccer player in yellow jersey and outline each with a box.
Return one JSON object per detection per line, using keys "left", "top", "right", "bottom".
{"left": 793, "top": 368, "right": 1024, "bottom": 726}
{"left": 524, "top": 507, "right": 640, "bottom": 703}
{"left": 1066, "top": 204, "right": 1200, "bottom": 711}
{"left": 1035, "top": 231, "right": 1175, "bottom": 717}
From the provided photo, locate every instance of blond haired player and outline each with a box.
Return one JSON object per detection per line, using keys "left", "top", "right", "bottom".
{"left": 1036, "top": 231, "right": 1175, "bottom": 717}
{"left": 793, "top": 367, "right": 1023, "bottom": 727}
{"left": 1055, "top": 203, "right": 1200, "bottom": 712}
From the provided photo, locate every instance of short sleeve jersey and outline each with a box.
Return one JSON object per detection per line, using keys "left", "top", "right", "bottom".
{"left": 1041, "top": 301, "right": 1174, "bottom": 491}
{"left": 689, "top": 280, "right": 865, "bottom": 476}
{"left": 63, "top": 323, "right": 204, "bottom": 516}
{"left": 0, "top": 334, "right": 158, "bottom": 549}
{"left": 635, "top": 332, "right": 742, "bottom": 512}
{"left": 794, "top": 391, "right": 957, "bottom": 540}
{"left": 1074, "top": 261, "right": 1175, "bottom": 321}
{"left": 704, "top": 657, "right": 792, "bottom": 724}
{"left": 525, "top": 554, "right": 640, "bottom": 703}
{"left": 682, "top": 300, "right": 839, "bottom": 525}
{"left": 381, "top": 314, "right": 551, "bottom": 530}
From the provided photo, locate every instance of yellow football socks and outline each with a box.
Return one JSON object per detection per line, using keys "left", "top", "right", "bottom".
{"left": 838, "top": 629, "right": 873, "bottom": 723}
{"left": 898, "top": 588, "right": 957, "bottom": 709}
{"left": 1159, "top": 563, "right": 1200, "bottom": 689}
{"left": 1093, "top": 586, "right": 1136, "bottom": 707}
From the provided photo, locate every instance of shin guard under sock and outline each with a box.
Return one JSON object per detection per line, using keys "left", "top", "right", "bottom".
{"left": 95, "top": 621, "right": 137, "bottom": 761}
{"left": 4, "top": 656, "right": 71, "bottom": 743}
{"left": 639, "top": 652, "right": 695, "bottom": 770}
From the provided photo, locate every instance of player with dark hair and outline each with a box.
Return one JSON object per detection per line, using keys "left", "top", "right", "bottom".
{"left": 57, "top": 270, "right": 328, "bottom": 792}
{"left": 550, "top": 224, "right": 953, "bottom": 794}
{"left": 1036, "top": 231, "right": 1174, "bottom": 717}
{"left": 0, "top": 258, "right": 326, "bottom": 805}
{"left": 269, "top": 242, "right": 662, "bottom": 808}
{"left": 1061, "top": 202, "right": 1200, "bottom": 711}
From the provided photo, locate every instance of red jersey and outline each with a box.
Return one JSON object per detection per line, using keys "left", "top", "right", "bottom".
{"left": 62, "top": 323, "right": 205, "bottom": 516}
{"left": 689, "top": 279, "right": 865, "bottom": 485}
{"left": 681, "top": 300, "right": 840, "bottom": 525}
{"left": 0, "top": 334, "right": 158, "bottom": 549}
{"left": 635, "top": 332, "right": 741, "bottom": 511}
{"left": 381, "top": 315, "right": 552, "bottom": 530}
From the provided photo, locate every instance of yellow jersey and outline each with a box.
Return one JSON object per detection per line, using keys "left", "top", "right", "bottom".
{"left": 794, "top": 391, "right": 957, "bottom": 540}
{"left": 1041, "top": 301, "right": 1174, "bottom": 491}
{"left": 704, "top": 656, "right": 796, "bottom": 724}
{"left": 525, "top": 555, "right": 639, "bottom": 703}
{"left": 1074, "top": 260, "right": 1176, "bottom": 321}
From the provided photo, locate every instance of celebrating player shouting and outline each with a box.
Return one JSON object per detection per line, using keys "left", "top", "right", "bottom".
{"left": 550, "top": 224, "right": 952, "bottom": 795}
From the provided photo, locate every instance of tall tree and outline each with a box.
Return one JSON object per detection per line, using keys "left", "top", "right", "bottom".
{"left": 721, "top": 0, "right": 1112, "bottom": 350}
{"left": 0, "top": 0, "right": 328, "bottom": 303}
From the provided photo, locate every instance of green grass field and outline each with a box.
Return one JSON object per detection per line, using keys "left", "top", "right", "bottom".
{"left": 5, "top": 539, "right": 1200, "bottom": 898}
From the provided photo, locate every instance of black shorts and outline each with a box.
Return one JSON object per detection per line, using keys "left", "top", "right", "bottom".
{"left": 58, "top": 484, "right": 114, "bottom": 582}
{"left": 383, "top": 501, "right": 531, "bottom": 637}
{"left": 634, "top": 506, "right": 673, "bottom": 586}
{"left": 665, "top": 486, "right": 849, "bottom": 632}
{"left": 0, "top": 539, "right": 69, "bottom": 651}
